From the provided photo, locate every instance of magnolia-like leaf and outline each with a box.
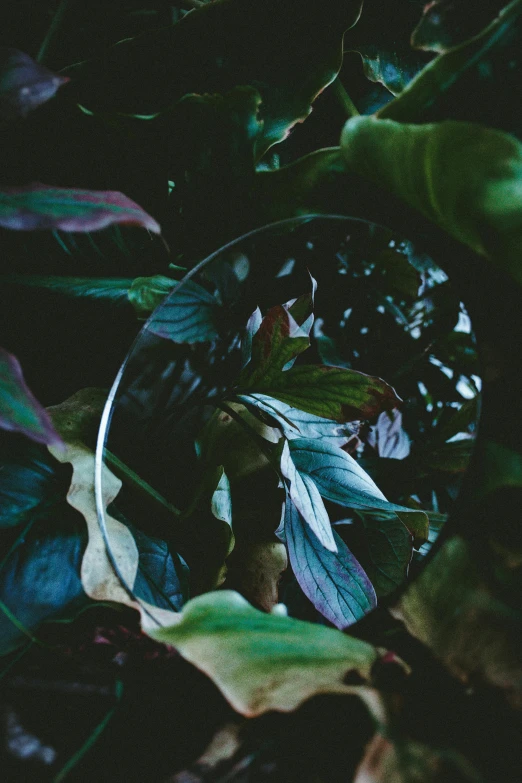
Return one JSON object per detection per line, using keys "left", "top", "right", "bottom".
{"left": 289, "top": 439, "right": 428, "bottom": 544}
{"left": 367, "top": 410, "right": 411, "bottom": 460}
{"left": 128, "top": 274, "right": 177, "bottom": 317}
{"left": 341, "top": 116, "right": 522, "bottom": 285}
{"left": 148, "top": 589, "right": 381, "bottom": 717}
{"left": 242, "top": 364, "right": 401, "bottom": 423}
{"left": 237, "top": 392, "right": 359, "bottom": 447}
{"left": 239, "top": 286, "right": 315, "bottom": 387}
{"left": 146, "top": 279, "right": 219, "bottom": 343}
{"left": 0, "top": 47, "right": 69, "bottom": 121}
{"left": 280, "top": 440, "right": 336, "bottom": 552}
{"left": 285, "top": 499, "right": 376, "bottom": 628}
{"left": 0, "top": 183, "right": 160, "bottom": 233}
{"left": 0, "top": 347, "right": 62, "bottom": 446}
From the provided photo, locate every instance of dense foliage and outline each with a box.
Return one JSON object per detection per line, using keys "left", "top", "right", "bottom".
{"left": 0, "top": 2, "right": 521, "bottom": 781}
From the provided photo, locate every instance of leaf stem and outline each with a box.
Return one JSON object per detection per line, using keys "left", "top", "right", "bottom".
{"left": 104, "top": 449, "right": 181, "bottom": 516}
{"left": 37, "top": 0, "right": 71, "bottom": 64}
{"left": 331, "top": 76, "right": 360, "bottom": 119}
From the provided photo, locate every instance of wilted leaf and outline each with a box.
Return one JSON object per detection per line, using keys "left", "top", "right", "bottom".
{"left": 285, "top": 499, "right": 376, "bottom": 628}
{"left": 0, "top": 347, "right": 61, "bottom": 446}
{"left": 0, "top": 48, "right": 68, "bottom": 121}
{"left": 241, "top": 364, "right": 401, "bottom": 423}
{"left": 341, "top": 116, "right": 522, "bottom": 285}
{"left": 367, "top": 410, "right": 411, "bottom": 460}
{"left": 148, "top": 589, "right": 381, "bottom": 717}
{"left": 0, "top": 183, "right": 160, "bottom": 233}
{"left": 289, "top": 439, "right": 428, "bottom": 544}
{"left": 146, "top": 279, "right": 220, "bottom": 343}
{"left": 280, "top": 440, "right": 336, "bottom": 552}
{"left": 237, "top": 392, "right": 359, "bottom": 447}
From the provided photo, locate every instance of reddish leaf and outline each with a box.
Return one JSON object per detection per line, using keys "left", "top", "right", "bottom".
{"left": 0, "top": 347, "right": 62, "bottom": 446}
{"left": 0, "top": 183, "right": 161, "bottom": 233}
{"left": 0, "top": 48, "right": 69, "bottom": 121}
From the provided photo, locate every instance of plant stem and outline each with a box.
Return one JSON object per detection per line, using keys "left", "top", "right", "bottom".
{"left": 332, "top": 76, "right": 360, "bottom": 118}
{"left": 37, "top": 0, "right": 71, "bottom": 64}
{"left": 104, "top": 449, "right": 181, "bottom": 516}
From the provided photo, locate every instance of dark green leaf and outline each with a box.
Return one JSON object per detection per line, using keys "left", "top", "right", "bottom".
{"left": 130, "top": 525, "right": 189, "bottom": 612}
{"left": 411, "top": 0, "right": 507, "bottom": 54}
{"left": 2, "top": 274, "right": 134, "bottom": 304}
{"left": 0, "top": 348, "right": 62, "bottom": 446}
{"left": 285, "top": 499, "right": 376, "bottom": 628}
{"left": 146, "top": 279, "right": 219, "bottom": 343}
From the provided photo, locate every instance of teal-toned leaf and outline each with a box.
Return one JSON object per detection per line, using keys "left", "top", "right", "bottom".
{"left": 2, "top": 274, "right": 134, "bottom": 303}
{"left": 280, "top": 440, "right": 336, "bottom": 552}
{"left": 148, "top": 590, "right": 380, "bottom": 717}
{"left": 0, "top": 183, "right": 160, "bottom": 233}
{"left": 289, "top": 439, "right": 428, "bottom": 543}
{"left": 146, "top": 279, "right": 219, "bottom": 343}
{"left": 0, "top": 348, "right": 62, "bottom": 446}
{"left": 241, "top": 363, "right": 401, "bottom": 423}
{"left": 341, "top": 115, "right": 522, "bottom": 285}
{"left": 285, "top": 499, "right": 376, "bottom": 628}
{"left": 239, "top": 284, "right": 315, "bottom": 388}
{"left": 0, "top": 48, "right": 69, "bottom": 121}
{"left": 128, "top": 274, "right": 177, "bottom": 317}
{"left": 237, "top": 393, "right": 359, "bottom": 447}
{"left": 129, "top": 524, "right": 189, "bottom": 612}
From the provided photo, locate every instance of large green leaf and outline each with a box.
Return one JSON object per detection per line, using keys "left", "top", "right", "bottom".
{"left": 0, "top": 348, "right": 62, "bottom": 446}
{"left": 284, "top": 499, "right": 376, "bottom": 628}
{"left": 148, "top": 590, "right": 380, "bottom": 717}
{"left": 241, "top": 363, "right": 401, "bottom": 422}
{"left": 341, "top": 116, "right": 522, "bottom": 285}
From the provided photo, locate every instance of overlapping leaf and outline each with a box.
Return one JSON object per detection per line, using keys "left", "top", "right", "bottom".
{"left": 146, "top": 279, "right": 220, "bottom": 343}
{"left": 284, "top": 499, "right": 376, "bottom": 628}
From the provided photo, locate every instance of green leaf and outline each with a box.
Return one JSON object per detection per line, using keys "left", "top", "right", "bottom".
{"left": 289, "top": 439, "right": 428, "bottom": 544}
{"left": 211, "top": 466, "right": 233, "bottom": 526}
{"left": 242, "top": 364, "right": 402, "bottom": 423}
{"left": 341, "top": 115, "right": 522, "bottom": 285}
{"left": 285, "top": 500, "right": 376, "bottom": 628}
{"left": 146, "top": 279, "right": 220, "bottom": 343}
{"left": 349, "top": 510, "right": 413, "bottom": 597}
{"left": 2, "top": 274, "right": 134, "bottom": 303}
{"left": 280, "top": 440, "right": 336, "bottom": 552}
{"left": 410, "top": 0, "right": 507, "bottom": 54}
{"left": 128, "top": 274, "right": 177, "bottom": 317}
{"left": 0, "top": 347, "right": 62, "bottom": 446}
{"left": 148, "top": 590, "right": 380, "bottom": 717}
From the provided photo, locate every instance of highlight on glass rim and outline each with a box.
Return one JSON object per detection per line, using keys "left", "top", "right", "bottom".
{"left": 0, "top": 2, "right": 521, "bottom": 781}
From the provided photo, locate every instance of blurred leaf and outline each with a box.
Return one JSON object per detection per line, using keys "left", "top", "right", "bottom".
{"left": 0, "top": 348, "right": 62, "bottom": 446}
{"left": 148, "top": 589, "right": 381, "bottom": 717}
{"left": 128, "top": 274, "right": 177, "bottom": 317}
{"left": 146, "top": 279, "right": 220, "bottom": 343}
{"left": 289, "top": 439, "right": 428, "bottom": 544}
{"left": 422, "top": 438, "right": 474, "bottom": 473}
{"left": 341, "top": 116, "right": 522, "bottom": 285}
{"left": 0, "top": 47, "right": 68, "bottom": 121}
{"left": 367, "top": 410, "right": 411, "bottom": 460}
{"left": 0, "top": 183, "right": 161, "bottom": 233}
{"left": 280, "top": 440, "right": 336, "bottom": 552}
{"left": 285, "top": 499, "right": 376, "bottom": 628}
{"left": 411, "top": 0, "right": 508, "bottom": 54}
{"left": 374, "top": 248, "right": 422, "bottom": 299}
{"left": 241, "top": 364, "right": 402, "bottom": 423}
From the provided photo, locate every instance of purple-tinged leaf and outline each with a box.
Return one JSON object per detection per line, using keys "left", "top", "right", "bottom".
{"left": 244, "top": 364, "right": 401, "bottom": 422}
{"left": 280, "top": 440, "right": 336, "bottom": 552}
{"left": 0, "top": 183, "right": 161, "bottom": 233}
{"left": 285, "top": 499, "right": 376, "bottom": 628}
{"left": 367, "top": 409, "right": 411, "bottom": 459}
{"left": 0, "top": 347, "right": 62, "bottom": 446}
{"left": 239, "top": 281, "right": 315, "bottom": 387}
{"left": 0, "top": 48, "right": 69, "bottom": 121}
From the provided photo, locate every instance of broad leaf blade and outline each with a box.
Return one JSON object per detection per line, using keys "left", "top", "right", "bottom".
{"left": 147, "top": 279, "right": 219, "bottom": 343}
{"left": 0, "top": 183, "right": 160, "bottom": 233}
{"left": 0, "top": 347, "right": 62, "bottom": 446}
{"left": 247, "top": 364, "right": 401, "bottom": 422}
{"left": 280, "top": 440, "right": 336, "bottom": 552}
{"left": 285, "top": 500, "right": 376, "bottom": 628}
{"left": 0, "top": 47, "right": 69, "bottom": 120}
